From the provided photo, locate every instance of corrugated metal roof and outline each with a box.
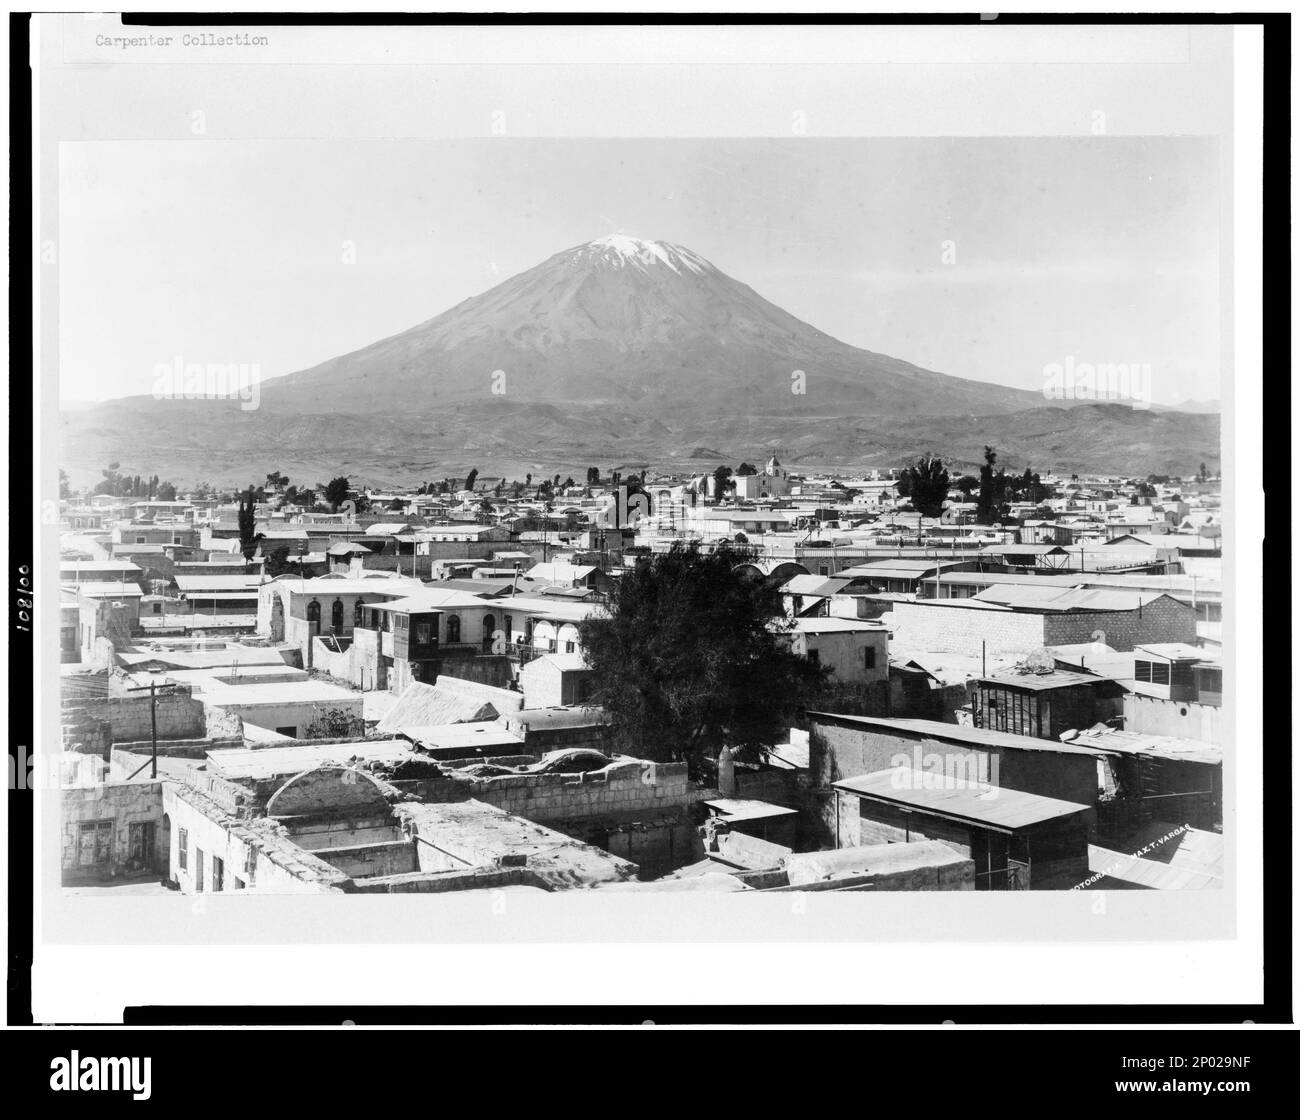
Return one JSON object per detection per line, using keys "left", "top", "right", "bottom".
{"left": 973, "top": 585, "right": 1177, "bottom": 613}
{"left": 780, "top": 574, "right": 855, "bottom": 597}
{"left": 1067, "top": 727, "right": 1220, "bottom": 766}
{"left": 1133, "top": 642, "right": 1207, "bottom": 661}
{"left": 1085, "top": 847, "right": 1220, "bottom": 889}
{"left": 834, "top": 767, "right": 1092, "bottom": 830}
{"left": 808, "top": 711, "right": 1116, "bottom": 757}
{"left": 980, "top": 668, "right": 1117, "bottom": 691}
{"left": 1086, "top": 824, "right": 1223, "bottom": 889}
{"left": 704, "top": 799, "right": 799, "bottom": 822}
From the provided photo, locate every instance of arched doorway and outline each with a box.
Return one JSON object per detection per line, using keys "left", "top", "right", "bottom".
{"left": 270, "top": 596, "right": 285, "bottom": 642}
{"left": 482, "top": 613, "right": 496, "bottom": 652}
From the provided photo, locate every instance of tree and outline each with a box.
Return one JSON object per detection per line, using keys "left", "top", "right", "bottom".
{"left": 955, "top": 474, "right": 979, "bottom": 499}
{"left": 237, "top": 488, "right": 262, "bottom": 570}
{"left": 586, "top": 466, "right": 601, "bottom": 485}
{"left": 712, "top": 465, "right": 735, "bottom": 498}
{"left": 93, "top": 462, "right": 122, "bottom": 496}
{"left": 264, "top": 546, "right": 293, "bottom": 577}
{"left": 59, "top": 469, "right": 71, "bottom": 500}
{"left": 976, "top": 446, "right": 1009, "bottom": 525}
{"left": 324, "top": 476, "right": 351, "bottom": 511}
{"left": 577, "top": 542, "right": 828, "bottom": 775}
{"left": 736, "top": 462, "right": 758, "bottom": 476}
{"left": 156, "top": 481, "right": 177, "bottom": 502}
{"left": 897, "top": 454, "right": 950, "bottom": 518}
{"left": 464, "top": 468, "right": 479, "bottom": 492}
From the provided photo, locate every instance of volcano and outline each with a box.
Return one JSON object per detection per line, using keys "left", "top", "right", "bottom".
{"left": 60, "top": 236, "right": 1220, "bottom": 486}
{"left": 255, "top": 235, "right": 1044, "bottom": 418}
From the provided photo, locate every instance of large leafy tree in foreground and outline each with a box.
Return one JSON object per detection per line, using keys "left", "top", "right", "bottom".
{"left": 578, "top": 542, "right": 828, "bottom": 774}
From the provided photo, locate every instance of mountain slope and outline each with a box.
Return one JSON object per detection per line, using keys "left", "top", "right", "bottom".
{"left": 60, "top": 236, "right": 1218, "bottom": 486}
{"left": 254, "top": 236, "right": 1046, "bottom": 417}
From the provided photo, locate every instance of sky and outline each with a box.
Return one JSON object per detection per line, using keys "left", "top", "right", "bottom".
{"left": 59, "top": 136, "right": 1221, "bottom": 407}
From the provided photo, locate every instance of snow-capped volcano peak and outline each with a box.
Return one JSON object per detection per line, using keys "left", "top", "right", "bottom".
{"left": 574, "top": 235, "right": 712, "bottom": 275}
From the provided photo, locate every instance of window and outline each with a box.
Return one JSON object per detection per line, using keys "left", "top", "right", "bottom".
{"left": 415, "top": 622, "right": 431, "bottom": 644}
{"left": 446, "top": 615, "right": 461, "bottom": 643}
{"left": 77, "top": 820, "right": 113, "bottom": 867}
{"left": 306, "top": 599, "right": 321, "bottom": 630}
{"left": 864, "top": 647, "right": 877, "bottom": 670}
{"left": 354, "top": 599, "right": 365, "bottom": 627}
{"left": 331, "top": 598, "right": 344, "bottom": 633}
{"left": 807, "top": 649, "right": 820, "bottom": 666}
{"left": 178, "top": 827, "right": 188, "bottom": 870}
{"left": 565, "top": 641, "right": 576, "bottom": 654}
{"left": 1136, "top": 660, "right": 1171, "bottom": 685}
{"left": 212, "top": 856, "right": 224, "bottom": 892}
{"left": 195, "top": 847, "right": 205, "bottom": 891}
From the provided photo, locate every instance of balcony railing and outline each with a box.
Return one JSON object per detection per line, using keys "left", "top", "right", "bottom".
{"left": 512, "top": 638, "right": 557, "bottom": 665}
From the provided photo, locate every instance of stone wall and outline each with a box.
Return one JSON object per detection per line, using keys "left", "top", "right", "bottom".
{"left": 62, "top": 687, "right": 210, "bottom": 744}
{"left": 891, "top": 596, "right": 1195, "bottom": 656}
{"left": 61, "top": 781, "right": 164, "bottom": 880}
{"left": 891, "top": 600, "right": 1048, "bottom": 655}
{"left": 163, "top": 782, "right": 351, "bottom": 893}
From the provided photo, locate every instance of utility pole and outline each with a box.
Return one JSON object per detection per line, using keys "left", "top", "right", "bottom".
{"left": 150, "top": 682, "right": 158, "bottom": 778}
{"left": 125, "top": 680, "right": 176, "bottom": 780}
